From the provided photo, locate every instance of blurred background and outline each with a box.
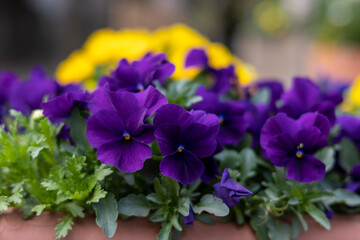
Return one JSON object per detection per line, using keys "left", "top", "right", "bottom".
{"left": 1, "top": 0, "right": 360, "bottom": 84}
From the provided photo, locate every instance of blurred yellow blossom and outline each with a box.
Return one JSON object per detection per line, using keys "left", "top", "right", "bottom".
{"left": 56, "top": 24, "right": 256, "bottom": 86}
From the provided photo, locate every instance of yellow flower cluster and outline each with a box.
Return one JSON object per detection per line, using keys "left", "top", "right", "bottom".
{"left": 342, "top": 76, "right": 360, "bottom": 112}
{"left": 56, "top": 24, "right": 256, "bottom": 87}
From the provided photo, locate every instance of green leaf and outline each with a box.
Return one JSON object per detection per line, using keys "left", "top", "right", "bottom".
{"left": 250, "top": 215, "right": 269, "bottom": 240}
{"left": 31, "top": 204, "right": 49, "bottom": 216}
{"left": 315, "top": 147, "right": 335, "bottom": 172}
{"left": 305, "top": 204, "right": 330, "bottom": 230}
{"left": 28, "top": 146, "right": 46, "bottom": 159}
{"left": 239, "top": 148, "right": 257, "bottom": 181}
{"left": 215, "top": 149, "right": 241, "bottom": 169}
{"left": 161, "top": 175, "right": 180, "bottom": 197}
{"left": 68, "top": 107, "right": 91, "bottom": 152}
{"left": 327, "top": 189, "right": 360, "bottom": 207}
{"left": 339, "top": 138, "right": 360, "bottom": 172}
{"left": 0, "top": 196, "right": 9, "bottom": 211}
{"left": 196, "top": 213, "right": 216, "bottom": 225}
{"left": 86, "top": 184, "right": 107, "bottom": 204}
{"left": 118, "top": 194, "right": 151, "bottom": 217}
{"left": 266, "top": 217, "right": 292, "bottom": 240}
{"left": 94, "top": 165, "right": 113, "bottom": 181}
{"left": 177, "top": 198, "right": 190, "bottom": 216}
{"left": 147, "top": 193, "right": 163, "bottom": 204}
{"left": 291, "top": 216, "right": 301, "bottom": 239}
{"left": 170, "top": 215, "right": 182, "bottom": 231}
{"left": 193, "top": 194, "right": 229, "bottom": 217}
{"left": 55, "top": 215, "right": 74, "bottom": 239}
{"left": 157, "top": 222, "right": 172, "bottom": 240}
{"left": 93, "top": 193, "right": 118, "bottom": 238}
{"left": 62, "top": 202, "right": 84, "bottom": 218}
{"left": 250, "top": 88, "right": 271, "bottom": 104}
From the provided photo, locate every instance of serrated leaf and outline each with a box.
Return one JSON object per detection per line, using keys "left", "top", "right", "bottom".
{"left": 118, "top": 194, "right": 151, "bottom": 217}
{"left": 305, "top": 204, "right": 330, "bottom": 230}
{"left": 193, "top": 194, "right": 229, "bottom": 217}
{"left": 94, "top": 165, "right": 113, "bottom": 181}
{"left": 0, "top": 196, "right": 9, "bottom": 211}
{"left": 86, "top": 184, "right": 107, "bottom": 204}
{"left": 62, "top": 202, "right": 84, "bottom": 218}
{"left": 31, "top": 204, "right": 49, "bottom": 216}
{"left": 93, "top": 193, "right": 118, "bottom": 238}
{"left": 157, "top": 222, "right": 172, "bottom": 240}
{"left": 28, "top": 146, "right": 46, "bottom": 159}
{"left": 177, "top": 198, "right": 190, "bottom": 216}
{"left": 55, "top": 215, "right": 74, "bottom": 239}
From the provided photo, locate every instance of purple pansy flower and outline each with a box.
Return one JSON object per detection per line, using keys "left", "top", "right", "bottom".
{"left": 185, "top": 48, "right": 236, "bottom": 95}
{"left": 10, "top": 67, "right": 59, "bottom": 115}
{"left": 86, "top": 89, "right": 166, "bottom": 172}
{"left": 318, "top": 79, "right": 347, "bottom": 106}
{"left": 347, "top": 164, "right": 360, "bottom": 192}
{"left": 278, "top": 77, "right": 336, "bottom": 125}
{"left": 154, "top": 104, "right": 219, "bottom": 184}
{"left": 260, "top": 112, "right": 330, "bottom": 183}
{"left": 214, "top": 168, "right": 252, "bottom": 207}
{"left": 99, "top": 53, "right": 175, "bottom": 92}
{"left": 192, "top": 87, "right": 247, "bottom": 145}
{"left": 42, "top": 87, "right": 90, "bottom": 123}
{"left": 336, "top": 115, "right": 360, "bottom": 149}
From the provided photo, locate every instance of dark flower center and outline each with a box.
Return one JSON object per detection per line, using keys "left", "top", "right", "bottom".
{"left": 177, "top": 145, "right": 185, "bottom": 153}
{"left": 123, "top": 132, "right": 131, "bottom": 141}
{"left": 218, "top": 115, "right": 225, "bottom": 125}
{"left": 136, "top": 83, "right": 145, "bottom": 92}
{"left": 296, "top": 143, "right": 304, "bottom": 159}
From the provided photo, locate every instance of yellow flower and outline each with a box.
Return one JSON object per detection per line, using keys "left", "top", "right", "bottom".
{"left": 55, "top": 23, "right": 256, "bottom": 86}
{"left": 56, "top": 50, "right": 94, "bottom": 84}
{"left": 349, "top": 75, "right": 360, "bottom": 106}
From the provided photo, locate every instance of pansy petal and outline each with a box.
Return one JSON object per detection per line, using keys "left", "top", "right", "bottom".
{"left": 86, "top": 110, "right": 125, "bottom": 148}
{"left": 260, "top": 113, "right": 300, "bottom": 149}
{"left": 297, "top": 112, "right": 330, "bottom": 136}
{"left": 135, "top": 86, "right": 168, "bottom": 119}
{"left": 153, "top": 104, "right": 193, "bottom": 128}
{"left": 296, "top": 127, "right": 329, "bottom": 154}
{"left": 221, "top": 169, "right": 253, "bottom": 195}
{"left": 153, "top": 61, "right": 175, "bottom": 83}
{"left": 97, "top": 139, "right": 152, "bottom": 172}
{"left": 154, "top": 124, "right": 182, "bottom": 155}
{"left": 182, "top": 123, "right": 217, "bottom": 158}
{"left": 159, "top": 150, "right": 205, "bottom": 185}
{"left": 264, "top": 132, "right": 297, "bottom": 166}
{"left": 185, "top": 48, "right": 208, "bottom": 68}
{"left": 200, "top": 157, "right": 220, "bottom": 184}
{"left": 286, "top": 155, "right": 326, "bottom": 183}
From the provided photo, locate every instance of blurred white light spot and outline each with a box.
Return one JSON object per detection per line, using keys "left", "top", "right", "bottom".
{"left": 327, "top": 1, "right": 352, "bottom": 27}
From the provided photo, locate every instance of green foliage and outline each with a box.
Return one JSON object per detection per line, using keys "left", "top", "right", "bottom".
{"left": 0, "top": 112, "right": 110, "bottom": 238}
{"left": 338, "top": 138, "right": 360, "bottom": 172}
{"left": 118, "top": 194, "right": 151, "bottom": 217}
{"left": 93, "top": 193, "right": 118, "bottom": 238}
{"left": 193, "top": 195, "right": 229, "bottom": 217}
